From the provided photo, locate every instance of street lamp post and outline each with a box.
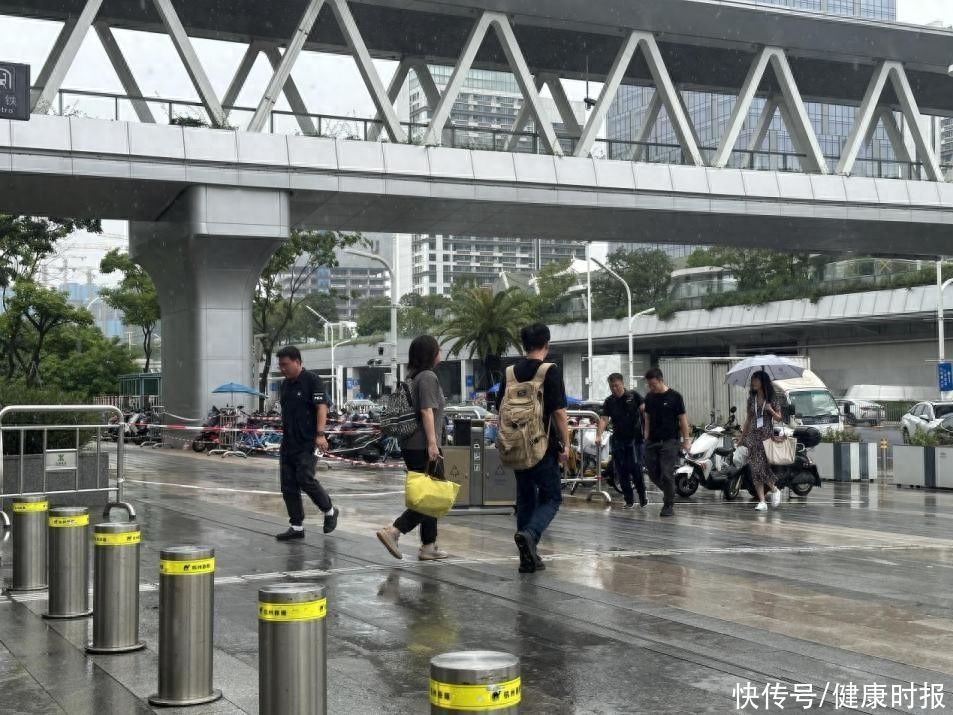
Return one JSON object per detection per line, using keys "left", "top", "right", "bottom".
{"left": 345, "top": 246, "right": 399, "bottom": 388}
{"left": 305, "top": 306, "right": 353, "bottom": 407}
{"left": 936, "top": 260, "right": 953, "bottom": 397}
{"left": 585, "top": 242, "right": 594, "bottom": 401}
{"left": 591, "top": 257, "right": 633, "bottom": 386}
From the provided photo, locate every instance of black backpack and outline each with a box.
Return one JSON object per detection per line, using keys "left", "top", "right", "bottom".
{"left": 380, "top": 379, "right": 418, "bottom": 441}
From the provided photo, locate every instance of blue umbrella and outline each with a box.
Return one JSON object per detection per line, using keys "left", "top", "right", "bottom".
{"left": 566, "top": 395, "right": 583, "bottom": 406}
{"left": 212, "top": 382, "right": 266, "bottom": 399}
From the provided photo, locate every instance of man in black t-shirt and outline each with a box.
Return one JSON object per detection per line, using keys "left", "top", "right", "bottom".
{"left": 495, "top": 324, "right": 569, "bottom": 574}
{"left": 642, "top": 367, "right": 691, "bottom": 518}
{"left": 596, "top": 374, "right": 646, "bottom": 509}
{"left": 274, "top": 345, "right": 339, "bottom": 541}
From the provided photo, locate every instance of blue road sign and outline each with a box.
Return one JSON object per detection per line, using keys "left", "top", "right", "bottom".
{"left": 0, "top": 62, "right": 30, "bottom": 121}
{"left": 466, "top": 375, "right": 474, "bottom": 387}
{"left": 939, "top": 362, "right": 953, "bottom": 392}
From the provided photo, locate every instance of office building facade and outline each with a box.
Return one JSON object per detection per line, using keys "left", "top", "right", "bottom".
{"left": 608, "top": 0, "right": 897, "bottom": 257}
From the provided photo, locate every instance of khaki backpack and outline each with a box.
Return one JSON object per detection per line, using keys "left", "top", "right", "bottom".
{"left": 496, "top": 363, "right": 553, "bottom": 470}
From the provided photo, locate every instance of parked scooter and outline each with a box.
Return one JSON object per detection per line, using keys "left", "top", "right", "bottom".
{"left": 725, "top": 426, "right": 823, "bottom": 500}
{"left": 675, "top": 408, "right": 740, "bottom": 498}
{"left": 191, "top": 406, "right": 222, "bottom": 453}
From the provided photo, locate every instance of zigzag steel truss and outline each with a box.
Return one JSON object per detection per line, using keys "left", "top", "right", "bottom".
{"left": 23, "top": 0, "right": 948, "bottom": 183}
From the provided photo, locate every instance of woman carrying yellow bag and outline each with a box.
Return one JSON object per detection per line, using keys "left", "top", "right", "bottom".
{"left": 376, "top": 335, "right": 450, "bottom": 561}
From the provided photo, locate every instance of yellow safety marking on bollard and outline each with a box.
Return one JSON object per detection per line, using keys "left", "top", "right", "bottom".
{"left": 48, "top": 514, "right": 90, "bottom": 528}
{"left": 94, "top": 531, "right": 141, "bottom": 546}
{"left": 13, "top": 501, "right": 48, "bottom": 513}
{"left": 429, "top": 678, "right": 521, "bottom": 711}
{"left": 258, "top": 598, "right": 327, "bottom": 622}
{"left": 159, "top": 557, "right": 215, "bottom": 576}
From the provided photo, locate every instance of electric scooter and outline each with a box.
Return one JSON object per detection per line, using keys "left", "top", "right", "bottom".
{"left": 675, "top": 407, "right": 740, "bottom": 498}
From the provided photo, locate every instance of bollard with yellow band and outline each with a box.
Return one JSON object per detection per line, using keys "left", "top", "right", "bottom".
{"left": 149, "top": 545, "right": 222, "bottom": 707}
{"left": 430, "top": 651, "right": 521, "bottom": 714}
{"left": 8, "top": 495, "right": 48, "bottom": 593}
{"left": 259, "top": 583, "right": 328, "bottom": 715}
{"left": 86, "top": 522, "right": 145, "bottom": 654}
{"left": 44, "top": 506, "right": 92, "bottom": 619}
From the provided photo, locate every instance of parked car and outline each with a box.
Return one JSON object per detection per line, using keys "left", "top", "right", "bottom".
{"left": 837, "top": 398, "right": 885, "bottom": 427}
{"left": 901, "top": 402, "right": 953, "bottom": 443}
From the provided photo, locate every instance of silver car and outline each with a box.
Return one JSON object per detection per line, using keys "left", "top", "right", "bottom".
{"left": 901, "top": 402, "right": 953, "bottom": 443}
{"left": 837, "top": 399, "right": 885, "bottom": 427}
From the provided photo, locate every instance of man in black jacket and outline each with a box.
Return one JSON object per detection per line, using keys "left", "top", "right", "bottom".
{"left": 274, "top": 345, "right": 339, "bottom": 540}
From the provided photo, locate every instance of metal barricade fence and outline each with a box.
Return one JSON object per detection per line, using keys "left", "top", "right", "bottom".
{"left": 0, "top": 405, "right": 136, "bottom": 528}
{"left": 565, "top": 410, "right": 611, "bottom": 505}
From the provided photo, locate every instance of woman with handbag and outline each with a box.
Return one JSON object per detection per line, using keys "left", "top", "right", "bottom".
{"left": 376, "top": 335, "right": 449, "bottom": 560}
{"left": 739, "top": 370, "right": 784, "bottom": 512}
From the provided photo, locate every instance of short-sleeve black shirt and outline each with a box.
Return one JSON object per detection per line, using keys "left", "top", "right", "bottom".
{"left": 601, "top": 390, "right": 644, "bottom": 443}
{"left": 495, "top": 359, "right": 567, "bottom": 455}
{"left": 644, "top": 389, "right": 686, "bottom": 443}
{"left": 279, "top": 369, "right": 330, "bottom": 455}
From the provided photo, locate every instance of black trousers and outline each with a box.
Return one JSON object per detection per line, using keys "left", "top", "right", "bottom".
{"left": 644, "top": 440, "right": 679, "bottom": 508}
{"left": 611, "top": 438, "right": 646, "bottom": 505}
{"left": 280, "top": 450, "right": 332, "bottom": 526}
{"left": 394, "top": 448, "right": 438, "bottom": 545}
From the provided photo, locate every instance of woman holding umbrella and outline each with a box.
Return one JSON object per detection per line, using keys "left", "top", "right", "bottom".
{"left": 738, "top": 370, "right": 784, "bottom": 511}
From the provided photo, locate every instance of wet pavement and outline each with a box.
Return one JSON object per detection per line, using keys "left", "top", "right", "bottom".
{"left": 2, "top": 447, "right": 953, "bottom": 713}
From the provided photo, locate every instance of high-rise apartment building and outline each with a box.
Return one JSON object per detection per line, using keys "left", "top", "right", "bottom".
{"left": 410, "top": 67, "right": 586, "bottom": 295}
{"left": 608, "top": 0, "right": 897, "bottom": 257}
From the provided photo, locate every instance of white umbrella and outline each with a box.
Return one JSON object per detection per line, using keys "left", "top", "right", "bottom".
{"left": 725, "top": 355, "right": 805, "bottom": 387}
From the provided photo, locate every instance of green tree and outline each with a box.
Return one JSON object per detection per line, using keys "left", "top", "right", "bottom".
{"left": 254, "top": 230, "right": 364, "bottom": 407}
{"left": 4, "top": 282, "right": 93, "bottom": 385}
{"left": 0, "top": 215, "right": 102, "bottom": 377}
{"left": 99, "top": 249, "right": 161, "bottom": 372}
{"left": 687, "top": 246, "right": 812, "bottom": 291}
{"left": 282, "top": 292, "right": 340, "bottom": 343}
{"left": 355, "top": 296, "right": 391, "bottom": 336}
{"left": 442, "top": 287, "right": 528, "bottom": 389}
{"left": 528, "top": 260, "right": 577, "bottom": 322}
{"left": 398, "top": 292, "right": 451, "bottom": 336}
{"left": 40, "top": 324, "right": 137, "bottom": 398}
{"left": 592, "top": 248, "right": 674, "bottom": 319}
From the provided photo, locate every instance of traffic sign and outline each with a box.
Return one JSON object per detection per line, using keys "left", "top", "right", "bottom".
{"left": 0, "top": 62, "right": 30, "bottom": 121}
{"left": 939, "top": 362, "right": 953, "bottom": 392}
{"left": 465, "top": 375, "right": 474, "bottom": 387}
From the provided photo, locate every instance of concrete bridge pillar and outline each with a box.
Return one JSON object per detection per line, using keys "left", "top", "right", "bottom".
{"left": 130, "top": 186, "right": 289, "bottom": 420}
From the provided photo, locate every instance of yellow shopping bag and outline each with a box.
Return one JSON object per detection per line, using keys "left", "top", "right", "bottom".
{"left": 405, "top": 470, "right": 460, "bottom": 518}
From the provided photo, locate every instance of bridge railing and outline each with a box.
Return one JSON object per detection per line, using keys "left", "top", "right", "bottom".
{"left": 43, "top": 87, "right": 953, "bottom": 182}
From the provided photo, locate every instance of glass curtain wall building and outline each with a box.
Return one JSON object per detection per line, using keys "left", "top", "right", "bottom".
{"left": 608, "top": 0, "right": 897, "bottom": 257}
{"left": 410, "top": 67, "right": 585, "bottom": 294}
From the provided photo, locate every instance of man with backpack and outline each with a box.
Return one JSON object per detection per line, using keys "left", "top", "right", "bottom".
{"left": 495, "top": 324, "right": 570, "bottom": 574}
{"left": 595, "top": 373, "right": 647, "bottom": 509}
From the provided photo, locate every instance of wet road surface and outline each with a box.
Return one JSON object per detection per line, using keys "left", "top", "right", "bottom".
{"left": 2, "top": 446, "right": 952, "bottom": 713}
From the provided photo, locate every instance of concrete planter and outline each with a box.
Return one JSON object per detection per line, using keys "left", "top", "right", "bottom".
{"left": 893, "top": 445, "right": 936, "bottom": 488}
{"left": 1, "top": 453, "right": 111, "bottom": 506}
{"left": 813, "top": 442, "right": 879, "bottom": 481}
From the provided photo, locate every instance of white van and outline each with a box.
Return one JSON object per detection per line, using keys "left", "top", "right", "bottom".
{"left": 772, "top": 370, "right": 843, "bottom": 434}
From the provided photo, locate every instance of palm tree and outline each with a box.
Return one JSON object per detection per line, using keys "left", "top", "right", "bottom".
{"left": 442, "top": 287, "right": 527, "bottom": 390}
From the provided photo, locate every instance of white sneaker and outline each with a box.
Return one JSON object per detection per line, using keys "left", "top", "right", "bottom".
{"left": 754, "top": 501, "right": 768, "bottom": 512}
{"left": 418, "top": 544, "right": 449, "bottom": 561}
{"left": 376, "top": 527, "right": 402, "bottom": 560}
{"left": 770, "top": 489, "right": 782, "bottom": 508}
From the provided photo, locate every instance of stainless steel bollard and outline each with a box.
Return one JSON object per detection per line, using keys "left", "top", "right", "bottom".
{"left": 86, "top": 522, "right": 146, "bottom": 654}
{"left": 9, "top": 495, "right": 48, "bottom": 592}
{"left": 44, "top": 506, "right": 92, "bottom": 619}
{"left": 148, "top": 545, "right": 222, "bottom": 707}
{"left": 259, "top": 583, "right": 327, "bottom": 715}
{"left": 430, "top": 651, "right": 521, "bottom": 714}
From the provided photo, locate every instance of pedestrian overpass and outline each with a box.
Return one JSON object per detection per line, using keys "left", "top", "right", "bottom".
{"left": 3, "top": 0, "right": 953, "bottom": 417}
